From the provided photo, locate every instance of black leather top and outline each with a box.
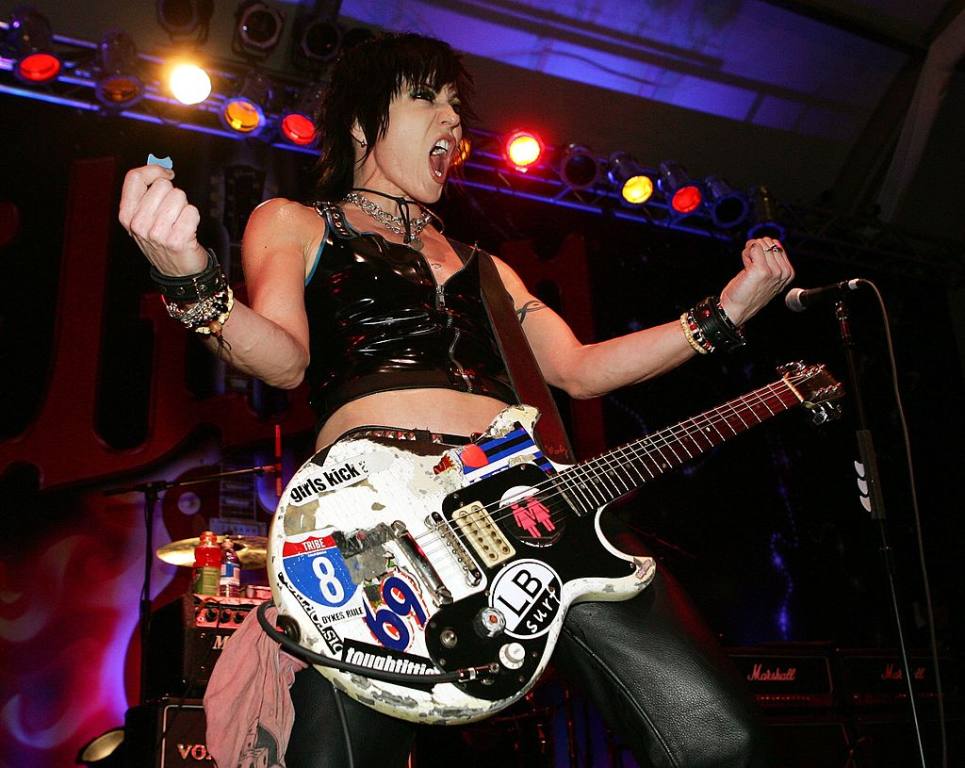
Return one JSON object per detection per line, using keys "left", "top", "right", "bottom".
{"left": 304, "top": 202, "right": 516, "bottom": 425}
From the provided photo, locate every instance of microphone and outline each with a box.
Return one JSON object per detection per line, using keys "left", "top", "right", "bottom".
{"left": 785, "top": 279, "right": 861, "bottom": 312}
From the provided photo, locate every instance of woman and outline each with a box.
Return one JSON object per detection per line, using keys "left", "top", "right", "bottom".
{"left": 120, "top": 33, "right": 792, "bottom": 768}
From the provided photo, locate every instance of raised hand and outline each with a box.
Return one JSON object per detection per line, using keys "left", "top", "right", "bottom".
{"left": 118, "top": 164, "right": 208, "bottom": 276}
{"left": 719, "top": 237, "right": 795, "bottom": 325}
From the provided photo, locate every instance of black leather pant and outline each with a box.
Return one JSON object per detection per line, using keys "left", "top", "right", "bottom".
{"left": 286, "top": 565, "right": 770, "bottom": 768}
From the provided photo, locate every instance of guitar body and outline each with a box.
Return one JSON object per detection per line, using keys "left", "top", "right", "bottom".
{"left": 268, "top": 363, "right": 843, "bottom": 724}
{"left": 268, "top": 405, "right": 655, "bottom": 724}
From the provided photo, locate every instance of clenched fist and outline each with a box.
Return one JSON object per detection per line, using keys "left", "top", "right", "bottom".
{"left": 118, "top": 164, "right": 208, "bottom": 276}
{"left": 719, "top": 237, "right": 795, "bottom": 325}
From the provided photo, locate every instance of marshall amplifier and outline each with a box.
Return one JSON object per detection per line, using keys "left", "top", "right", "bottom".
{"left": 145, "top": 593, "right": 267, "bottom": 699}
{"left": 727, "top": 645, "right": 834, "bottom": 709}
{"left": 124, "top": 698, "right": 210, "bottom": 768}
{"left": 837, "top": 649, "right": 960, "bottom": 709}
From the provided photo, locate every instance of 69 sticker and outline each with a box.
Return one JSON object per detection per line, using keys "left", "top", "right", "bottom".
{"left": 362, "top": 572, "right": 427, "bottom": 653}
{"left": 282, "top": 532, "right": 364, "bottom": 625}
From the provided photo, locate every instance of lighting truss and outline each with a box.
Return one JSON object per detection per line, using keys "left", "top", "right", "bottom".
{"left": 0, "top": 32, "right": 960, "bottom": 282}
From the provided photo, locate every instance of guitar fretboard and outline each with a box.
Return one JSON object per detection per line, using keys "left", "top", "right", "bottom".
{"left": 555, "top": 377, "right": 803, "bottom": 515}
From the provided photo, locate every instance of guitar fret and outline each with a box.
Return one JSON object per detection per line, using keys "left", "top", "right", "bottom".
{"left": 553, "top": 368, "right": 836, "bottom": 519}
{"left": 559, "top": 471, "right": 594, "bottom": 515}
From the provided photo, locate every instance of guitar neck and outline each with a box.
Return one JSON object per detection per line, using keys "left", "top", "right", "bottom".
{"left": 557, "top": 376, "right": 804, "bottom": 514}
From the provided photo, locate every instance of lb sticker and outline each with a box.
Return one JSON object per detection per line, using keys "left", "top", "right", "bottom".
{"left": 489, "top": 559, "right": 562, "bottom": 639}
{"left": 282, "top": 532, "right": 364, "bottom": 625}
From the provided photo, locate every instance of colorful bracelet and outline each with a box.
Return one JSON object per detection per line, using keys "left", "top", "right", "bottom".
{"left": 680, "top": 312, "right": 710, "bottom": 354}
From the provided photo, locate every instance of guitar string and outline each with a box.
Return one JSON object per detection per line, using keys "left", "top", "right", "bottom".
{"left": 407, "top": 379, "right": 799, "bottom": 561}
{"left": 403, "top": 375, "right": 814, "bottom": 562}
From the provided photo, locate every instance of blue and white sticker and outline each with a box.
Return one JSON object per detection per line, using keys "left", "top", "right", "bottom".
{"left": 282, "top": 532, "right": 364, "bottom": 626}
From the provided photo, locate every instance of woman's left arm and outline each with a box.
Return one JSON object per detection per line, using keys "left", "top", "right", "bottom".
{"left": 495, "top": 238, "right": 794, "bottom": 400}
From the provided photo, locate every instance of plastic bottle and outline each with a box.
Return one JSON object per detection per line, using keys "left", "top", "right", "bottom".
{"left": 219, "top": 541, "right": 241, "bottom": 597}
{"left": 193, "top": 531, "right": 221, "bottom": 596}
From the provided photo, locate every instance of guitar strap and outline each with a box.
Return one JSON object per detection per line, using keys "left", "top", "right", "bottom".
{"left": 449, "top": 239, "right": 576, "bottom": 464}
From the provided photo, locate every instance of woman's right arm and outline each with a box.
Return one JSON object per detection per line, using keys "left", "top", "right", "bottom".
{"left": 119, "top": 165, "right": 311, "bottom": 389}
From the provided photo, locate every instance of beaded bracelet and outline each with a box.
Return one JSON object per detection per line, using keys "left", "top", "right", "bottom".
{"left": 164, "top": 286, "right": 234, "bottom": 345}
{"left": 679, "top": 312, "right": 710, "bottom": 354}
{"left": 150, "top": 248, "right": 226, "bottom": 302}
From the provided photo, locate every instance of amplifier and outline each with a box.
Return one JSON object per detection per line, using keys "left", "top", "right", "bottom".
{"left": 727, "top": 645, "right": 834, "bottom": 709}
{"left": 145, "top": 593, "right": 267, "bottom": 699}
{"left": 837, "top": 650, "right": 959, "bottom": 709}
{"left": 125, "top": 698, "right": 210, "bottom": 768}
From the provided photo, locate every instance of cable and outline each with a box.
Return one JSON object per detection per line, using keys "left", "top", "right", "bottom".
{"left": 255, "top": 601, "right": 499, "bottom": 686}
{"left": 861, "top": 279, "right": 947, "bottom": 768}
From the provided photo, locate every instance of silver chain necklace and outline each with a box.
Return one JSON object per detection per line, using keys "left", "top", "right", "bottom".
{"left": 343, "top": 191, "right": 432, "bottom": 250}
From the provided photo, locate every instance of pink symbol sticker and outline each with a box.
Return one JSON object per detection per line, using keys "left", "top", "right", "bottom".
{"left": 510, "top": 497, "right": 556, "bottom": 539}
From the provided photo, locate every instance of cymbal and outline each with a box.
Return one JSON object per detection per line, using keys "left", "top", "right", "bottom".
{"left": 156, "top": 535, "right": 268, "bottom": 569}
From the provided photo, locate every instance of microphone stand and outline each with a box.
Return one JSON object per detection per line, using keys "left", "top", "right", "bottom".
{"left": 104, "top": 464, "right": 277, "bottom": 704}
{"left": 834, "top": 298, "right": 928, "bottom": 768}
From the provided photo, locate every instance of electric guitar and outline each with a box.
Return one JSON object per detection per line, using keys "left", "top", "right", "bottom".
{"left": 268, "top": 362, "right": 842, "bottom": 724}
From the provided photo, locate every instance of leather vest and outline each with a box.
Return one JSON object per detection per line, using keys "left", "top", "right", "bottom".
{"left": 304, "top": 202, "right": 517, "bottom": 424}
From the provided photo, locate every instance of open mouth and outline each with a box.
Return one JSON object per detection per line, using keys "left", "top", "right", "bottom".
{"left": 428, "top": 138, "right": 452, "bottom": 180}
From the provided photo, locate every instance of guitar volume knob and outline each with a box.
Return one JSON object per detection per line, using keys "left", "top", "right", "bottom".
{"left": 499, "top": 642, "right": 526, "bottom": 670}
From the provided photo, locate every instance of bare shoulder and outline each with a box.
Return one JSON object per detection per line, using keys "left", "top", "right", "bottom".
{"left": 245, "top": 197, "right": 320, "bottom": 242}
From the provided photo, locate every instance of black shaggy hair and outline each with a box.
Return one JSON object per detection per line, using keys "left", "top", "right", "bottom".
{"left": 314, "top": 33, "right": 476, "bottom": 201}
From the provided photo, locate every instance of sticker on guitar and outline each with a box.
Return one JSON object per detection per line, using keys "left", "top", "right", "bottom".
{"left": 282, "top": 532, "right": 366, "bottom": 626}
{"left": 489, "top": 560, "right": 562, "bottom": 639}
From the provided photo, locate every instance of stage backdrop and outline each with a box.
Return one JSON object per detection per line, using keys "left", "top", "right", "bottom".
{"left": 1, "top": 96, "right": 962, "bottom": 767}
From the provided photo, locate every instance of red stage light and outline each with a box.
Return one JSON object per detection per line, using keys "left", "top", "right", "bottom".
{"left": 281, "top": 113, "right": 317, "bottom": 145}
{"left": 17, "top": 52, "right": 61, "bottom": 83}
{"left": 505, "top": 130, "right": 543, "bottom": 170}
{"left": 671, "top": 185, "right": 702, "bottom": 214}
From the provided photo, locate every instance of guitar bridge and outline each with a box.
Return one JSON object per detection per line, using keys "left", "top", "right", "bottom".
{"left": 452, "top": 501, "right": 515, "bottom": 567}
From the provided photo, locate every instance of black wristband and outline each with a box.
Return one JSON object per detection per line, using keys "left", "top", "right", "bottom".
{"left": 150, "top": 249, "right": 226, "bottom": 302}
{"left": 692, "top": 296, "right": 746, "bottom": 352}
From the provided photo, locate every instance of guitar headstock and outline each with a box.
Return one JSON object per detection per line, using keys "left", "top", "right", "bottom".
{"left": 777, "top": 362, "right": 845, "bottom": 425}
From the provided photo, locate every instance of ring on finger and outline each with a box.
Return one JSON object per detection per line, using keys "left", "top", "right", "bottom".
{"left": 765, "top": 244, "right": 783, "bottom": 252}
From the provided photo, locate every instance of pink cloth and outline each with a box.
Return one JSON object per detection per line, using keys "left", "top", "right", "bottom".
{"left": 204, "top": 605, "right": 308, "bottom": 768}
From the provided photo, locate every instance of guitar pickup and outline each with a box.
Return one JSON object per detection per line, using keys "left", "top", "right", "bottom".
{"left": 452, "top": 501, "right": 515, "bottom": 568}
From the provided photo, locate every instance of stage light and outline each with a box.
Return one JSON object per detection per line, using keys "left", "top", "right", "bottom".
{"left": 607, "top": 152, "right": 654, "bottom": 204}
{"left": 77, "top": 727, "right": 125, "bottom": 767}
{"left": 505, "top": 130, "right": 543, "bottom": 171}
{"left": 559, "top": 144, "right": 598, "bottom": 190}
{"left": 234, "top": 1, "right": 284, "bottom": 58}
{"left": 95, "top": 32, "right": 144, "bottom": 108}
{"left": 659, "top": 161, "right": 703, "bottom": 214}
{"left": 292, "top": 16, "right": 340, "bottom": 70}
{"left": 222, "top": 71, "right": 272, "bottom": 135}
{"left": 705, "top": 175, "right": 749, "bottom": 229}
{"left": 156, "top": 0, "right": 214, "bottom": 39}
{"left": 5, "top": 7, "right": 61, "bottom": 84}
{"left": 747, "top": 185, "right": 786, "bottom": 240}
{"left": 281, "top": 82, "right": 324, "bottom": 146}
{"left": 168, "top": 61, "right": 211, "bottom": 105}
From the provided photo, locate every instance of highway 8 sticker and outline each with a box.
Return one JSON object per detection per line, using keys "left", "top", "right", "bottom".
{"left": 489, "top": 559, "right": 562, "bottom": 639}
{"left": 282, "top": 532, "right": 364, "bottom": 625}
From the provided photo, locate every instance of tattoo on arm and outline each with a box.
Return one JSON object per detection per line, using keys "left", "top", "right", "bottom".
{"left": 516, "top": 299, "right": 546, "bottom": 324}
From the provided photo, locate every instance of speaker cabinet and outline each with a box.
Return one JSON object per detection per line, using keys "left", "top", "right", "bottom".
{"left": 124, "top": 698, "right": 210, "bottom": 768}
{"left": 765, "top": 716, "right": 852, "bottom": 768}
